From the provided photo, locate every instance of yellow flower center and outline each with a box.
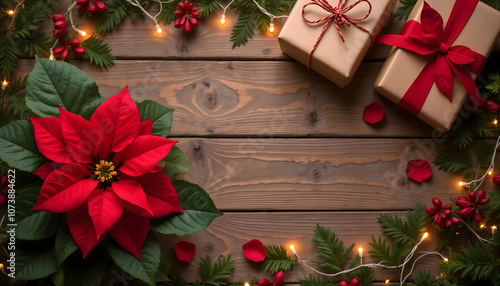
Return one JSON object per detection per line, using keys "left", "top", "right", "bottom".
{"left": 94, "top": 160, "right": 117, "bottom": 182}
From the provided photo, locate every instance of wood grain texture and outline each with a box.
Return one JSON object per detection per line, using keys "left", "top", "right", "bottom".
{"left": 16, "top": 59, "right": 439, "bottom": 137}
{"left": 158, "top": 211, "right": 441, "bottom": 283}
{"left": 171, "top": 137, "right": 497, "bottom": 211}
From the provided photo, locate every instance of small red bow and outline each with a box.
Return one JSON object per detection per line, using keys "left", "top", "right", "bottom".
{"left": 376, "top": 0, "right": 486, "bottom": 116}
{"left": 302, "top": 0, "right": 373, "bottom": 69}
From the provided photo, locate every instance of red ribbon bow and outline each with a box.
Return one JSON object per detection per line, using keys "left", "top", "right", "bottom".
{"left": 376, "top": 0, "right": 486, "bottom": 116}
{"left": 302, "top": 0, "right": 373, "bottom": 69}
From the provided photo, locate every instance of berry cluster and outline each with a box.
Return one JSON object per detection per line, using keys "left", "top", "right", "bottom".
{"left": 258, "top": 271, "right": 285, "bottom": 286}
{"left": 76, "top": 0, "right": 108, "bottom": 15}
{"left": 51, "top": 14, "right": 85, "bottom": 60}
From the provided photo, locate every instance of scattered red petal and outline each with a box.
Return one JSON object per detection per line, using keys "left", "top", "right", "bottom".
{"left": 406, "top": 159, "right": 432, "bottom": 183}
{"left": 362, "top": 102, "right": 385, "bottom": 124}
{"left": 175, "top": 241, "right": 196, "bottom": 262}
{"left": 242, "top": 239, "right": 266, "bottom": 262}
{"left": 274, "top": 271, "right": 285, "bottom": 286}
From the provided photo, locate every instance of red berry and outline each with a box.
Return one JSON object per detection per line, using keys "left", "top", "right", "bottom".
{"left": 61, "top": 49, "right": 69, "bottom": 60}
{"left": 53, "top": 47, "right": 66, "bottom": 55}
{"left": 258, "top": 279, "right": 271, "bottom": 286}
{"left": 486, "top": 100, "right": 500, "bottom": 112}
{"left": 54, "top": 20, "right": 67, "bottom": 29}
{"left": 273, "top": 271, "right": 285, "bottom": 286}
{"left": 69, "top": 39, "right": 81, "bottom": 48}
{"left": 350, "top": 278, "right": 360, "bottom": 286}
{"left": 339, "top": 282, "right": 349, "bottom": 286}
{"left": 73, "top": 47, "right": 86, "bottom": 57}
{"left": 52, "top": 14, "right": 65, "bottom": 22}
{"left": 53, "top": 27, "right": 67, "bottom": 38}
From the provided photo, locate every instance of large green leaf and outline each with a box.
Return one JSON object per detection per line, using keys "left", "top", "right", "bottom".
{"left": 25, "top": 57, "right": 102, "bottom": 119}
{"left": 62, "top": 249, "right": 106, "bottom": 286}
{"left": 136, "top": 100, "right": 174, "bottom": 137}
{"left": 0, "top": 120, "right": 45, "bottom": 172}
{"left": 108, "top": 234, "right": 161, "bottom": 286}
{"left": 151, "top": 181, "right": 222, "bottom": 236}
{"left": 15, "top": 247, "right": 57, "bottom": 280}
{"left": 15, "top": 186, "right": 59, "bottom": 240}
{"left": 55, "top": 224, "right": 78, "bottom": 266}
{"left": 160, "top": 145, "right": 191, "bottom": 175}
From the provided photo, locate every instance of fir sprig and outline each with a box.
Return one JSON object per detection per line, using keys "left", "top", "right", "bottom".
{"left": 82, "top": 35, "right": 115, "bottom": 69}
{"left": 368, "top": 236, "right": 411, "bottom": 267}
{"left": 198, "top": 255, "right": 235, "bottom": 286}
{"left": 198, "top": 0, "right": 223, "bottom": 18}
{"left": 486, "top": 73, "right": 500, "bottom": 97}
{"left": 298, "top": 275, "right": 334, "bottom": 286}
{"left": 263, "top": 245, "right": 296, "bottom": 273}
{"left": 0, "top": 35, "right": 17, "bottom": 79}
{"left": 434, "top": 147, "right": 474, "bottom": 175}
{"left": 312, "top": 224, "right": 355, "bottom": 273}
{"left": 377, "top": 203, "right": 428, "bottom": 245}
{"left": 230, "top": 12, "right": 255, "bottom": 48}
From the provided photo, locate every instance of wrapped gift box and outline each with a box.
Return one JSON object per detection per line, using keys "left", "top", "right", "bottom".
{"left": 374, "top": 0, "right": 500, "bottom": 131}
{"left": 278, "top": 0, "right": 397, "bottom": 87}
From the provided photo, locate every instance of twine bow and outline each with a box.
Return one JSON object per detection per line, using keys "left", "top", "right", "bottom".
{"left": 302, "top": 0, "right": 373, "bottom": 69}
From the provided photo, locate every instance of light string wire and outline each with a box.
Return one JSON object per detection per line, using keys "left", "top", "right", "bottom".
{"left": 218, "top": 0, "right": 236, "bottom": 24}
{"left": 7, "top": 0, "right": 24, "bottom": 30}
{"left": 291, "top": 233, "right": 445, "bottom": 285}
{"left": 124, "top": 0, "right": 164, "bottom": 32}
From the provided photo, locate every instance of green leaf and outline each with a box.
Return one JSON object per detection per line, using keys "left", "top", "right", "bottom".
{"left": 378, "top": 203, "right": 428, "bottom": 245}
{"left": 52, "top": 269, "right": 64, "bottom": 286}
{"left": 298, "top": 275, "right": 333, "bottom": 286}
{"left": 82, "top": 34, "right": 115, "bottom": 69}
{"left": 161, "top": 145, "right": 191, "bottom": 175}
{"left": 368, "top": 236, "right": 410, "bottom": 267}
{"left": 197, "top": 0, "right": 223, "bottom": 17}
{"left": 230, "top": 12, "right": 255, "bottom": 48}
{"left": 0, "top": 120, "right": 45, "bottom": 172}
{"left": 486, "top": 73, "right": 500, "bottom": 96}
{"left": 16, "top": 247, "right": 57, "bottom": 280}
{"left": 157, "top": 1, "right": 179, "bottom": 24}
{"left": 151, "top": 180, "right": 222, "bottom": 236}
{"left": 108, "top": 234, "right": 161, "bottom": 286}
{"left": 434, "top": 147, "right": 474, "bottom": 175}
{"left": 155, "top": 250, "right": 171, "bottom": 283}
{"left": 394, "top": 0, "right": 418, "bottom": 20}
{"left": 263, "top": 245, "right": 296, "bottom": 273}
{"left": 311, "top": 224, "right": 354, "bottom": 273}
{"left": 62, "top": 248, "right": 107, "bottom": 286}
{"left": 136, "top": 100, "right": 174, "bottom": 137}
{"left": 15, "top": 186, "right": 59, "bottom": 240}
{"left": 199, "top": 255, "right": 235, "bottom": 286}
{"left": 25, "top": 57, "right": 102, "bottom": 119}
{"left": 0, "top": 34, "right": 18, "bottom": 79}
{"left": 55, "top": 224, "right": 78, "bottom": 266}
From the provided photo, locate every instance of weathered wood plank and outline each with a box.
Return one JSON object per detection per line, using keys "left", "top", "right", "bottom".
{"left": 158, "top": 212, "right": 442, "bottom": 283}
{"left": 170, "top": 138, "right": 491, "bottom": 211}
{"left": 15, "top": 59, "right": 438, "bottom": 137}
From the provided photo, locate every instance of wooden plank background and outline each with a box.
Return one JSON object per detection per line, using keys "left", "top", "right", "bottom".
{"left": 14, "top": 2, "right": 500, "bottom": 284}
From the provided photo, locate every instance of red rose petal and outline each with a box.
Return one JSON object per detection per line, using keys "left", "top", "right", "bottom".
{"left": 362, "top": 102, "right": 385, "bottom": 124}
{"left": 406, "top": 159, "right": 432, "bottom": 183}
{"left": 175, "top": 241, "right": 196, "bottom": 262}
{"left": 242, "top": 239, "right": 266, "bottom": 262}
{"left": 274, "top": 271, "right": 285, "bottom": 286}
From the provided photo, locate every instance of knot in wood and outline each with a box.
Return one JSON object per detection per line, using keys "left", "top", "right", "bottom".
{"left": 205, "top": 92, "right": 217, "bottom": 109}
{"left": 193, "top": 144, "right": 201, "bottom": 151}
{"left": 307, "top": 112, "right": 318, "bottom": 125}
{"left": 306, "top": 163, "right": 328, "bottom": 181}
{"left": 204, "top": 242, "right": 214, "bottom": 254}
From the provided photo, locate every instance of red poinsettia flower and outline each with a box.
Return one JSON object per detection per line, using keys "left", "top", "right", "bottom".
{"left": 0, "top": 176, "right": 8, "bottom": 205}
{"left": 30, "top": 87, "right": 183, "bottom": 259}
{"left": 242, "top": 239, "right": 267, "bottom": 262}
{"left": 76, "top": 0, "right": 108, "bottom": 15}
{"left": 425, "top": 198, "right": 460, "bottom": 228}
{"left": 174, "top": 1, "right": 200, "bottom": 33}
{"left": 456, "top": 190, "right": 489, "bottom": 224}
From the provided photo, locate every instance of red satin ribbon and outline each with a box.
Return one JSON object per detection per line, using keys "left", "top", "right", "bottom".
{"left": 302, "top": 0, "right": 373, "bottom": 69}
{"left": 376, "top": 0, "right": 486, "bottom": 116}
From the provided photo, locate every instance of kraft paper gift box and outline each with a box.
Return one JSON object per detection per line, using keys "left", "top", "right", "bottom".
{"left": 374, "top": 0, "right": 500, "bottom": 131}
{"left": 278, "top": 0, "right": 397, "bottom": 87}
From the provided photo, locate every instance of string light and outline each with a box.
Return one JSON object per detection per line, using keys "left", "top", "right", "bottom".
{"left": 251, "top": 0, "right": 287, "bottom": 32}
{"left": 443, "top": 258, "right": 449, "bottom": 263}
{"left": 494, "top": 119, "right": 498, "bottom": 126}
{"left": 358, "top": 246, "right": 363, "bottom": 265}
{"left": 458, "top": 181, "right": 464, "bottom": 187}
{"left": 125, "top": 0, "right": 165, "bottom": 34}
{"left": 244, "top": 283, "right": 250, "bottom": 286}
{"left": 492, "top": 225, "right": 497, "bottom": 237}
{"left": 385, "top": 279, "right": 390, "bottom": 285}
{"left": 269, "top": 18, "right": 275, "bottom": 33}
{"left": 7, "top": 10, "right": 14, "bottom": 15}
{"left": 220, "top": 14, "right": 226, "bottom": 24}
{"left": 2, "top": 80, "right": 8, "bottom": 92}
{"left": 219, "top": 0, "right": 235, "bottom": 25}
{"left": 7, "top": 0, "right": 24, "bottom": 30}
{"left": 488, "top": 170, "right": 493, "bottom": 176}
{"left": 156, "top": 24, "right": 162, "bottom": 34}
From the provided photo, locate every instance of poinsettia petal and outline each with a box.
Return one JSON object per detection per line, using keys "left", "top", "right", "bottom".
{"left": 67, "top": 203, "right": 106, "bottom": 258}
{"left": 138, "top": 119, "right": 153, "bottom": 136}
{"left": 112, "top": 180, "right": 153, "bottom": 216}
{"left": 116, "top": 135, "right": 177, "bottom": 177}
{"left": 420, "top": 2, "right": 443, "bottom": 40}
{"left": 88, "top": 188, "right": 124, "bottom": 239}
{"left": 59, "top": 107, "right": 100, "bottom": 163}
{"left": 242, "top": 239, "right": 266, "bottom": 262}
{"left": 90, "top": 87, "right": 141, "bottom": 156}
{"left": 175, "top": 241, "right": 196, "bottom": 262}
{"left": 29, "top": 116, "right": 72, "bottom": 164}
{"left": 406, "top": 159, "right": 432, "bottom": 183}
{"left": 109, "top": 211, "right": 150, "bottom": 260}
{"left": 362, "top": 102, "right": 385, "bottom": 124}
{"left": 33, "top": 161, "right": 62, "bottom": 181}
{"left": 133, "top": 172, "right": 183, "bottom": 217}
{"left": 33, "top": 163, "right": 97, "bottom": 212}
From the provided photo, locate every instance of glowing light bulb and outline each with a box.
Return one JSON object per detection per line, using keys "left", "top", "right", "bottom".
{"left": 2, "top": 79, "right": 8, "bottom": 91}
{"left": 385, "top": 279, "right": 390, "bottom": 285}
{"left": 269, "top": 22, "right": 275, "bottom": 33}
{"left": 156, "top": 24, "right": 162, "bottom": 34}
{"left": 289, "top": 245, "right": 294, "bottom": 250}
{"left": 220, "top": 14, "right": 226, "bottom": 24}
{"left": 0, "top": 263, "right": 3, "bottom": 270}
{"left": 49, "top": 54, "right": 55, "bottom": 61}
{"left": 494, "top": 119, "right": 498, "bottom": 126}
{"left": 443, "top": 258, "right": 449, "bottom": 263}
{"left": 492, "top": 226, "right": 497, "bottom": 236}
{"left": 422, "top": 232, "right": 429, "bottom": 240}
{"left": 458, "top": 181, "right": 464, "bottom": 186}
{"left": 244, "top": 283, "right": 250, "bottom": 286}
{"left": 80, "top": 30, "right": 87, "bottom": 36}
{"left": 7, "top": 10, "right": 14, "bottom": 16}
{"left": 358, "top": 247, "right": 363, "bottom": 258}
{"left": 489, "top": 170, "right": 493, "bottom": 176}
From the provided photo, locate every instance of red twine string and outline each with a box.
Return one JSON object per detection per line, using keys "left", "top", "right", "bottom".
{"left": 301, "top": 0, "right": 373, "bottom": 69}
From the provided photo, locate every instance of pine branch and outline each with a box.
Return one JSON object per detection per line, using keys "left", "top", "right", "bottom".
{"left": 3, "top": 76, "right": 29, "bottom": 120}
{"left": 451, "top": 112, "right": 493, "bottom": 148}
{"left": 298, "top": 275, "right": 334, "bottom": 286}
{"left": 198, "top": 0, "right": 223, "bottom": 18}
{"left": 443, "top": 242, "right": 500, "bottom": 283}
{"left": 433, "top": 147, "right": 474, "bottom": 175}
{"left": 486, "top": 73, "right": 500, "bottom": 97}
{"left": 17, "top": 30, "right": 52, "bottom": 57}
{"left": 0, "top": 34, "right": 18, "bottom": 79}
{"left": 368, "top": 236, "right": 410, "bottom": 267}
{"left": 263, "top": 245, "right": 296, "bottom": 273}
{"left": 311, "top": 224, "right": 355, "bottom": 273}
{"left": 199, "top": 255, "right": 235, "bottom": 286}
{"left": 82, "top": 34, "right": 115, "bottom": 69}
{"left": 394, "top": 0, "right": 418, "bottom": 20}
{"left": 230, "top": 12, "right": 255, "bottom": 48}
{"left": 96, "top": 0, "right": 131, "bottom": 34}
{"left": 377, "top": 203, "right": 428, "bottom": 245}
{"left": 157, "top": 1, "right": 179, "bottom": 24}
